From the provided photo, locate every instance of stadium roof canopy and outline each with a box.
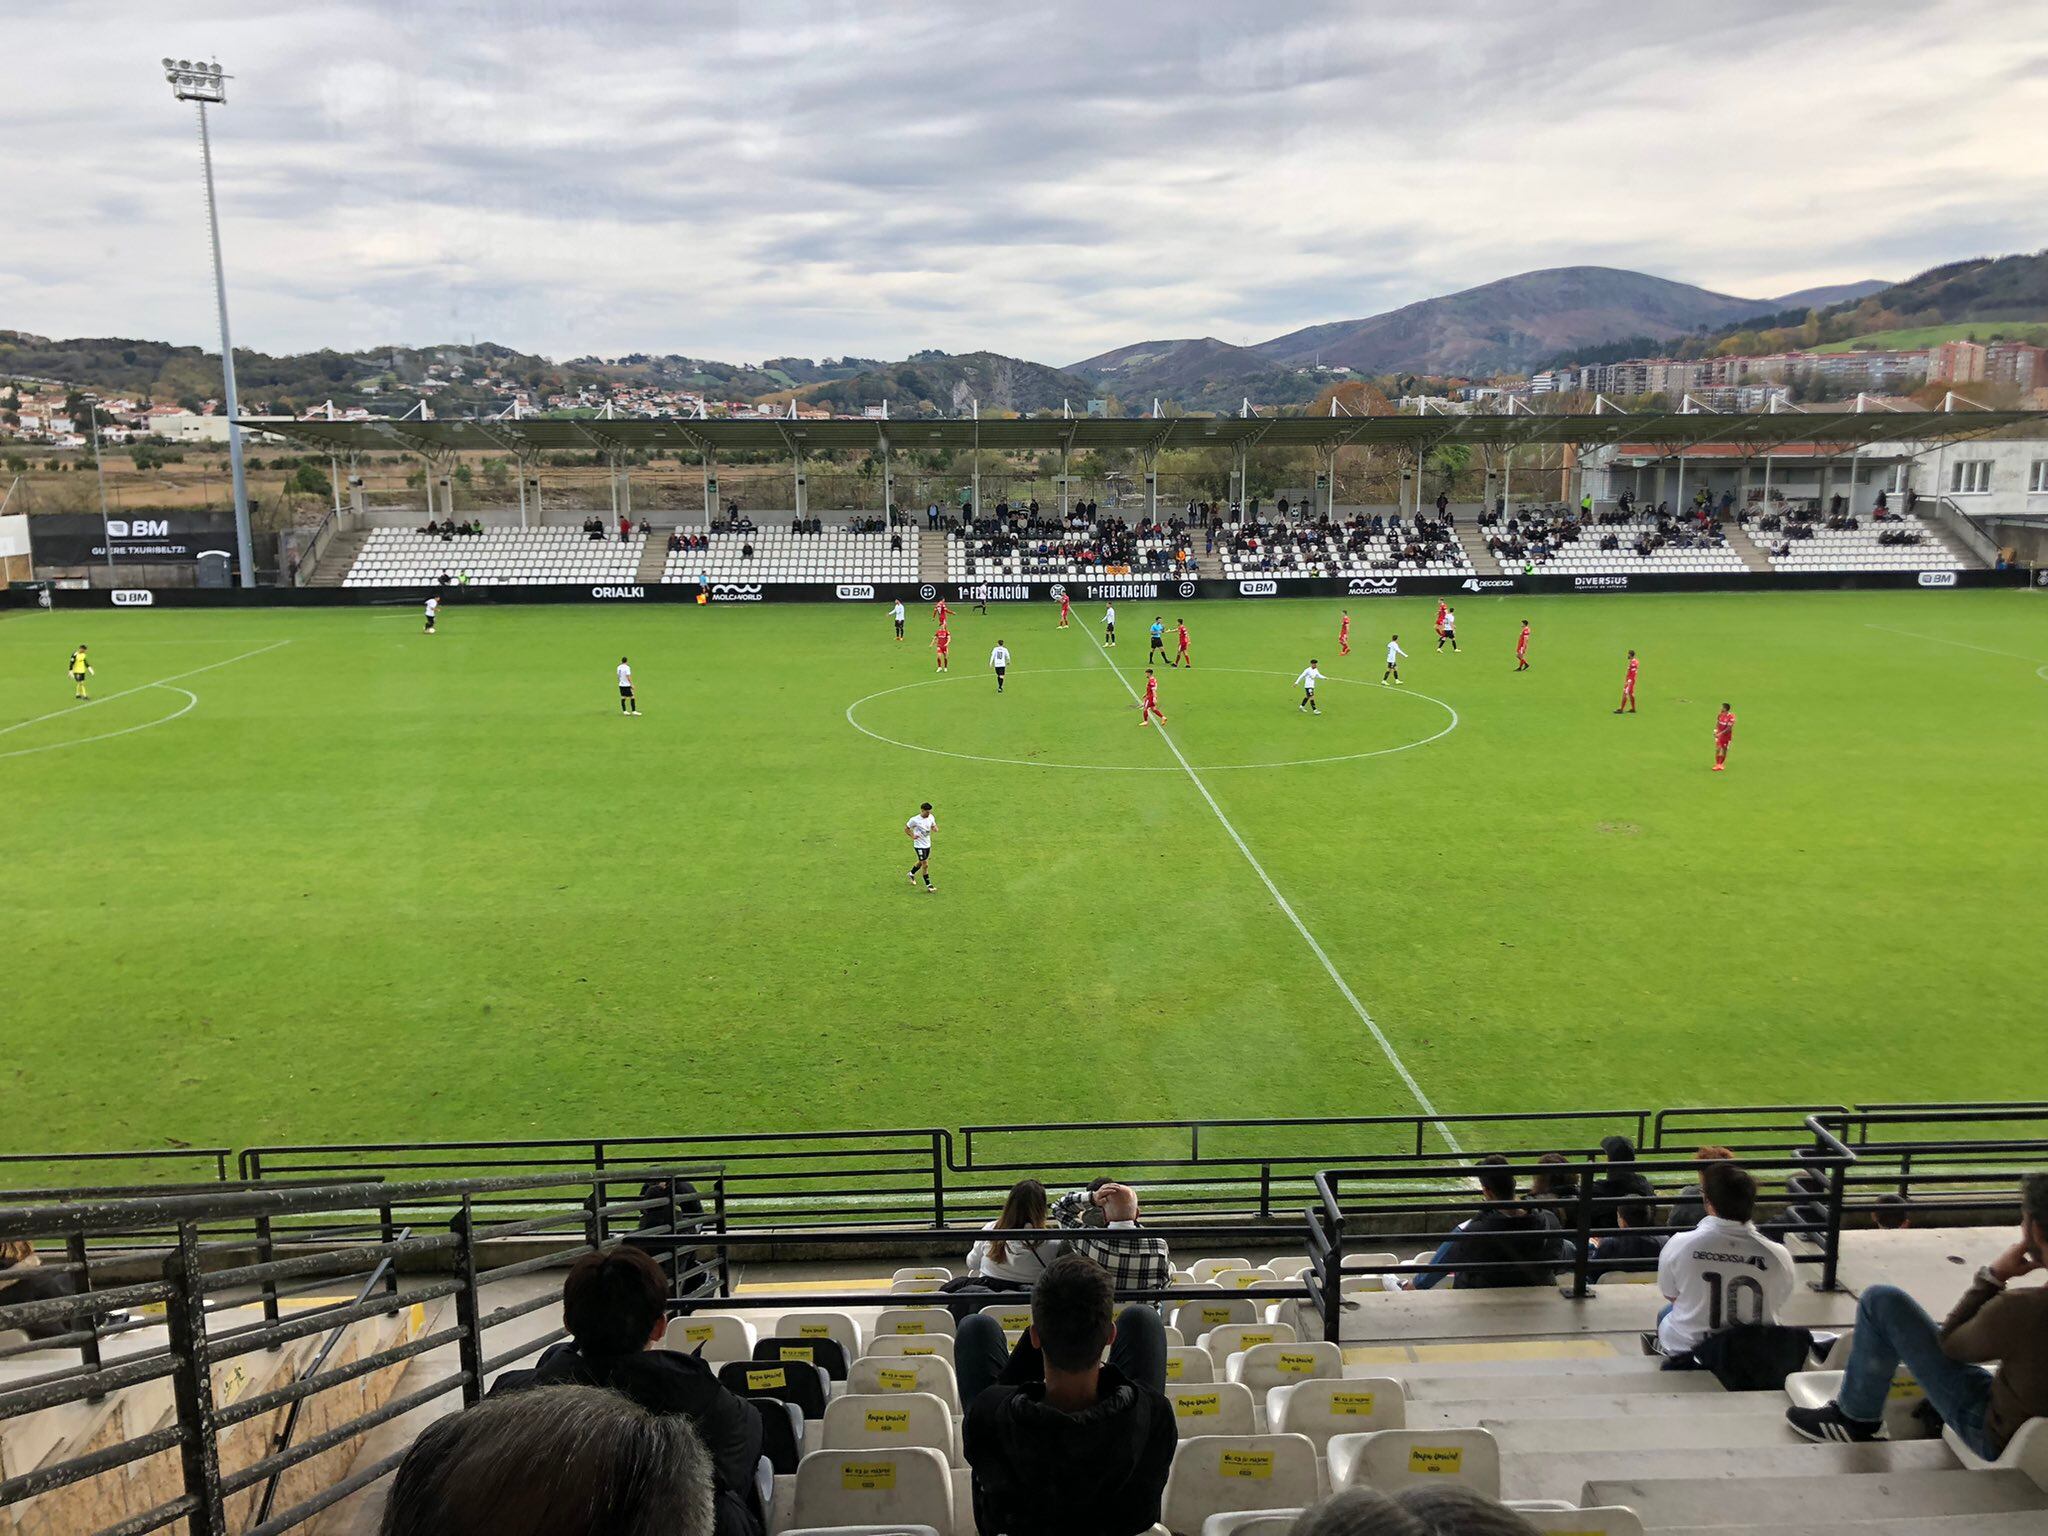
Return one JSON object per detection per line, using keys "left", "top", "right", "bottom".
{"left": 244, "top": 409, "right": 2034, "bottom": 459}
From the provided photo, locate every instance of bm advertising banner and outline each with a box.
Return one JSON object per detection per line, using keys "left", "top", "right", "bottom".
{"left": 31, "top": 513, "right": 238, "bottom": 564}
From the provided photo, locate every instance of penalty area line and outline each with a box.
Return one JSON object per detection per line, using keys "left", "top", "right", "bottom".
{"left": 1078, "top": 630, "right": 1464, "bottom": 1155}
{"left": 0, "top": 639, "right": 291, "bottom": 739}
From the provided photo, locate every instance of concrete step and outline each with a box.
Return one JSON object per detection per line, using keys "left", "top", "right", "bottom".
{"left": 1402, "top": 1368, "right": 1725, "bottom": 1401}
{"left": 1505, "top": 1439, "right": 1959, "bottom": 1508}
{"left": 1452, "top": 520, "right": 1498, "bottom": 573}
{"left": 1415, "top": 1391, "right": 1784, "bottom": 1429}
{"left": 633, "top": 535, "right": 669, "bottom": 585}
{"left": 1483, "top": 1412, "right": 1811, "bottom": 1453}
{"left": 917, "top": 529, "right": 948, "bottom": 585}
{"left": 1658, "top": 1516, "right": 2048, "bottom": 1536}
{"left": 1343, "top": 1353, "right": 1647, "bottom": 1381}
{"left": 1583, "top": 1468, "right": 2048, "bottom": 1528}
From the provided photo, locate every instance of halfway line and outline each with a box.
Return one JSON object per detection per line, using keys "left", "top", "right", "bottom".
{"left": 0, "top": 639, "right": 292, "bottom": 739}
{"left": 1078, "top": 629, "right": 1463, "bottom": 1154}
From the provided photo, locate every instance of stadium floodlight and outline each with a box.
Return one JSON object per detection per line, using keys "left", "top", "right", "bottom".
{"left": 163, "top": 55, "right": 253, "bottom": 585}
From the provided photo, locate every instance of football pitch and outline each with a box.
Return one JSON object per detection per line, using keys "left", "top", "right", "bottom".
{"left": 5, "top": 589, "right": 2046, "bottom": 1158}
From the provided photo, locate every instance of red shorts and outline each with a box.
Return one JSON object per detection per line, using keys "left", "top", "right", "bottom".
{"left": 1715, "top": 734, "right": 1732, "bottom": 748}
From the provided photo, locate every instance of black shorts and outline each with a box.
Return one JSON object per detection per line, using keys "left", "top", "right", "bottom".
{"left": 619, "top": 685, "right": 633, "bottom": 697}
{"left": 911, "top": 844, "right": 930, "bottom": 862}
{"left": 1105, "top": 624, "right": 1116, "bottom": 635}
{"left": 995, "top": 667, "right": 1006, "bottom": 678}
{"left": 894, "top": 620, "right": 905, "bottom": 634}
{"left": 425, "top": 615, "right": 436, "bottom": 629}
{"left": 1150, "top": 638, "right": 1165, "bottom": 650}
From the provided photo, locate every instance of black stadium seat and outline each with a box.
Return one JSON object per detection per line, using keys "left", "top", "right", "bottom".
{"left": 719, "top": 1356, "right": 828, "bottom": 1421}
{"left": 753, "top": 1332, "right": 849, "bottom": 1381}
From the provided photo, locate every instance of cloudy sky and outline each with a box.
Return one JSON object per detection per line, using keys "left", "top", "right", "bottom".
{"left": 5, "top": 0, "right": 2045, "bottom": 367}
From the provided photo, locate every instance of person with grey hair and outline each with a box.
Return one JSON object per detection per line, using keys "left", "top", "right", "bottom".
{"left": 380, "top": 1383, "right": 714, "bottom": 1536}
{"left": 1292, "top": 1485, "right": 1541, "bottom": 1535}
{"left": 1789, "top": 1172, "right": 2048, "bottom": 1457}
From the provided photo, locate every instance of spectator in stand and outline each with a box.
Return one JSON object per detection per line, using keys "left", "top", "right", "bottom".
{"left": 381, "top": 1383, "right": 714, "bottom": 1536}
{"left": 1790, "top": 1174, "right": 2048, "bottom": 1455}
{"left": 1295, "top": 1485, "right": 1542, "bottom": 1535}
{"left": 1401, "top": 1156, "right": 1565, "bottom": 1290}
{"left": 625, "top": 1177, "right": 715, "bottom": 1300}
{"left": 963, "top": 1178, "right": 1061, "bottom": 1291}
{"left": 0, "top": 1239, "right": 83, "bottom": 1340}
{"left": 1046, "top": 1180, "right": 1171, "bottom": 1292}
{"left": 1652, "top": 1162, "right": 1795, "bottom": 1360}
{"left": 1589, "top": 1199, "right": 1665, "bottom": 1280}
{"left": 1874, "top": 1192, "right": 1914, "bottom": 1230}
{"left": 1668, "top": 1145, "right": 1735, "bottom": 1231}
{"left": 1526, "top": 1152, "right": 1581, "bottom": 1213}
{"left": 489, "top": 1247, "right": 764, "bottom": 1536}
{"left": 958, "top": 1253, "right": 1175, "bottom": 1536}
{"left": 1590, "top": 1134, "right": 1658, "bottom": 1217}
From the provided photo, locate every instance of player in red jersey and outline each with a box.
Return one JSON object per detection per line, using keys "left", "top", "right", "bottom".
{"left": 933, "top": 624, "right": 951, "bottom": 672}
{"left": 1515, "top": 619, "right": 1531, "bottom": 672}
{"left": 1057, "top": 590, "right": 1071, "bottom": 628}
{"left": 1339, "top": 608, "right": 1352, "bottom": 656}
{"left": 1171, "top": 617, "right": 1191, "bottom": 667}
{"left": 1138, "top": 667, "right": 1168, "bottom": 725}
{"left": 1434, "top": 600, "right": 1449, "bottom": 646}
{"left": 1713, "top": 702, "right": 1735, "bottom": 771}
{"left": 1613, "top": 649, "right": 1639, "bottom": 714}
{"left": 933, "top": 595, "right": 951, "bottom": 627}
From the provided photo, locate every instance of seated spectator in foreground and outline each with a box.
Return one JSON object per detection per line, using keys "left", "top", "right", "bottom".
{"left": 1048, "top": 1180, "right": 1171, "bottom": 1292}
{"left": 0, "top": 1238, "right": 82, "bottom": 1340}
{"left": 1874, "top": 1191, "right": 1913, "bottom": 1230}
{"left": 489, "top": 1247, "right": 763, "bottom": 1536}
{"left": 1789, "top": 1173, "right": 2048, "bottom": 1455}
{"left": 959, "top": 1253, "right": 1175, "bottom": 1536}
{"left": 1293, "top": 1484, "right": 1541, "bottom": 1535}
{"left": 1653, "top": 1162, "right": 1795, "bottom": 1359}
{"left": 1402, "top": 1155, "right": 1564, "bottom": 1290}
{"left": 1591, "top": 1134, "right": 1657, "bottom": 1209}
{"left": 1666, "top": 1144, "right": 1734, "bottom": 1231}
{"left": 1589, "top": 1199, "right": 1665, "bottom": 1280}
{"left": 382, "top": 1383, "right": 713, "bottom": 1536}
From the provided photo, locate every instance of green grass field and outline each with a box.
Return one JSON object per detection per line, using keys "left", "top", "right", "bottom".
{"left": 1812, "top": 320, "right": 2048, "bottom": 352}
{"left": 5, "top": 590, "right": 2046, "bottom": 1158}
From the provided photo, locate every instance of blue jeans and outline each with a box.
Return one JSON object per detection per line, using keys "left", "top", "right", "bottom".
{"left": 1408, "top": 1239, "right": 1456, "bottom": 1291}
{"left": 1838, "top": 1284, "right": 1995, "bottom": 1456}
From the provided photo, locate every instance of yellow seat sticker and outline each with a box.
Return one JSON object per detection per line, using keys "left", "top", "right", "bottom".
{"left": 841, "top": 1461, "right": 897, "bottom": 1491}
{"left": 745, "top": 1367, "right": 787, "bottom": 1391}
{"left": 1165, "top": 1357, "right": 1185, "bottom": 1380}
{"left": 877, "top": 1368, "right": 919, "bottom": 1391}
{"left": 798, "top": 1323, "right": 833, "bottom": 1339}
{"left": 1275, "top": 1351, "right": 1317, "bottom": 1374}
{"left": 1329, "top": 1391, "right": 1377, "bottom": 1416}
{"left": 682, "top": 1324, "right": 716, "bottom": 1344}
{"left": 1408, "top": 1445, "right": 1464, "bottom": 1475}
{"left": 782, "top": 1345, "right": 815, "bottom": 1362}
{"left": 1220, "top": 1449, "right": 1275, "bottom": 1480}
{"left": 1174, "top": 1392, "right": 1221, "bottom": 1417}
{"left": 863, "top": 1409, "right": 912, "bottom": 1434}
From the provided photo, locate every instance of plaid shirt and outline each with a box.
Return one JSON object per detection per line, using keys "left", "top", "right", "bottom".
{"left": 1050, "top": 1187, "right": 1173, "bottom": 1293}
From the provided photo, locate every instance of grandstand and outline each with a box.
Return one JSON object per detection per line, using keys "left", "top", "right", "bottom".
{"left": 666, "top": 527, "right": 920, "bottom": 586}
{"left": 6, "top": 1105, "right": 2047, "bottom": 1536}
{"left": 1479, "top": 505, "right": 1751, "bottom": 577}
{"left": 1746, "top": 506, "right": 1967, "bottom": 574}
{"left": 339, "top": 525, "right": 646, "bottom": 587}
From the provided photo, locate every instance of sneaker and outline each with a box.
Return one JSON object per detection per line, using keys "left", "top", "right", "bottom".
{"left": 1638, "top": 1331, "right": 1663, "bottom": 1357}
{"left": 923, "top": 883, "right": 935, "bottom": 893}
{"left": 1786, "top": 1401, "right": 1886, "bottom": 1443}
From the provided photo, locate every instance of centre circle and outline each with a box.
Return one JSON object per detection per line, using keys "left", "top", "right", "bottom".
{"left": 845, "top": 666, "right": 1459, "bottom": 773}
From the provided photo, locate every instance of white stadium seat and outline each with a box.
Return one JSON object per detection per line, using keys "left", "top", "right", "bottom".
{"left": 1165, "top": 1381, "right": 1258, "bottom": 1435}
{"left": 1161, "top": 1433, "right": 1321, "bottom": 1536}
{"left": 1172, "top": 1298, "right": 1258, "bottom": 1338}
{"left": 821, "top": 1391, "right": 959, "bottom": 1467}
{"left": 871, "top": 1307, "right": 957, "bottom": 1340}
{"left": 847, "top": 1354, "right": 962, "bottom": 1415}
{"left": 1165, "top": 1346, "right": 1216, "bottom": 1385}
{"left": 1328, "top": 1426, "right": 1501, "bottom": 1498}
{"left": 1200, "top": 1321, "right": 1296, "bottom": 1365}
{"left": 789, "top": 1446, "right": 954, "bottom": 1536}
{"left": 867, "top": 1335, "right": 957, "bottom": 1366}
{"left": 1224, "top": 1340, "right": 1344, "bottom": 1396}
{"left": 1266, "top": 1376, "right": 1406, "bottom": 1454}
{"left": 660, "top": 1312, "right": 755, "bottom": 1364}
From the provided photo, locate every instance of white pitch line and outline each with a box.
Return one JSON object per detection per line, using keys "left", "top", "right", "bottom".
{"left": 1078, "top": 630, "right": 1463, "bottom": 1154}
{"left": 0, "top": 686, "right": 198, "bottom": 760}
{"left": 0, "top": 639, "right": 290, "bottom": 739}
{"left": 1864, "top": 623, "right": 2048, "bottom": 667}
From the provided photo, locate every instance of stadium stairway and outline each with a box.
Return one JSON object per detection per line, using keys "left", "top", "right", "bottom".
{"left": 303, "top": 529, "right": 369, "bottom": 587}
{"left": 1724, "top": 521, "right": 1775, "bottom": 573}
{"left": 1451, "top": 519, "right": 1496, "bottom": 574}
{"left": 918, "top": 529, "right": 949, "bottom": 586}
{"left": 633, "top": 537, "right": 669, "bottom": 586}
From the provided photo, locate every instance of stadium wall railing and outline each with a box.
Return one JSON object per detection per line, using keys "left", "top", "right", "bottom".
{"left": 8, "top": 1105, "right": 2048, "bottom": 1533}
{"left": 4, "top": 567, "right": 2041, "bottom": 611}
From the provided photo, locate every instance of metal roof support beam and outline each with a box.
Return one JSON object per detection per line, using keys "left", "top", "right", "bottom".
{"left": 878, "top": 429, "right": 892, "bottom": 522}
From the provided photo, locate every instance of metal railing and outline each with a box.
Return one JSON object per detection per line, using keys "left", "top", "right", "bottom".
{"left": 0, "top": 1164, "right": 722, "bottom": 1536}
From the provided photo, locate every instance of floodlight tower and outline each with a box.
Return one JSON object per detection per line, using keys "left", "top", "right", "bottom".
{"left": 163, "top": 57, "right": 255, "bottom": 587}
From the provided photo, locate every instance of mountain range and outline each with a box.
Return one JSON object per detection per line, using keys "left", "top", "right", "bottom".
{"left": 1066, "top": 267, "right": 1892, "bottom": 407}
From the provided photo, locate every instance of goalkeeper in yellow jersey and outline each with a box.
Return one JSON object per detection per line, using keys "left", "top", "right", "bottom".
{"left": 67, "top": 643, "right": 93, "bottom": 700}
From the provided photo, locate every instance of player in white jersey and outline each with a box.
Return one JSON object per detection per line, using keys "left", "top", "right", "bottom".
{"left": 1294, "top": 660, "right": 1325, "bottom": 715}
{"left": 973, "top": 583, "right": 990, "bottom": 615}
{"left": 1383, "top": 635, "right": 1408, "bottom": 685}
{"left": 904, "top": 801, "right": 936, "bottom": 891}
{"left": 1102, "top": 605, "right": 1117, "bottom": 646}
{"left": 423, "top": 595, "right": 439, "bottom": 634}
{"left": 1437, "top": 605, "right": 1459, "bottom": 652}
{"left": 989, "top": 641, "right": 1011, "bottom": 693}
{"left": 615, "top": 656, "right": 639, "bottom": 715}
{"left": 1654, "top": 1162, "right": 1796, "bottom": 1357}
{"left": 890, "top": 599, "right": 905, "bottom": 641}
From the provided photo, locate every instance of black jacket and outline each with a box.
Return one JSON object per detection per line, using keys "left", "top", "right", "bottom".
{"left": 0, "top": 1264, "right": 81, "bottom": 1340}
{"left": 1588, "top": 1229, "right": 1666, "bottom": 1279}
{"left": 491, "top": 1342, "right": 764, "bottom": 1536}
{"left": 963, "top": 1363, "right": 1177, "bottom": 1536}
{"left": 1441, "top": 1204, "right": 1566, "bottom": 1287}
